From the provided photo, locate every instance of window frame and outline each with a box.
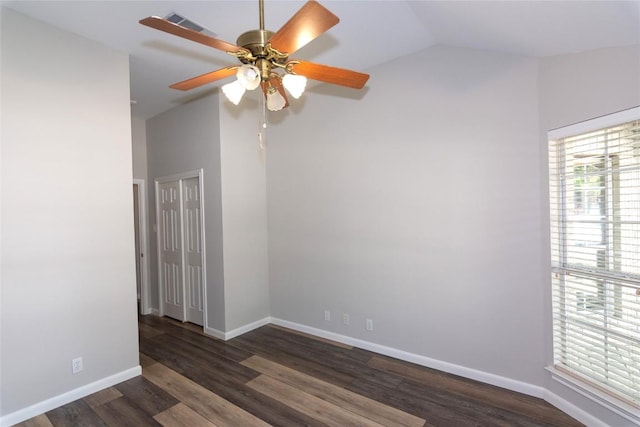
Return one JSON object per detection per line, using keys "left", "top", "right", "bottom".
{"left": 547, "top": 106, "right": 640, "bottom": 424}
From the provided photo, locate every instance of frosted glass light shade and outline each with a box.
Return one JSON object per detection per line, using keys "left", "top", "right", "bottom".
{"left": 266, "top": 87, "right": 286, "bottom": 111}
{"left": 222, "top": 80, "right": 246, "bottom": 105}
{"left": 236, "top": 64, "right": 261, "bottom": 90}
{"left": 282, "top": 74, "right": 307, "bottom": 99}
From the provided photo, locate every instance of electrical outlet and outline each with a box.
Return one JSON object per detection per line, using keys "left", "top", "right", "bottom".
{"left": 72, "top": 357, "right": 83, "bottom": 374}
{"left": 324, "top": 310, "right": 331, "bottom": 321}
{"left": 343, "top": 313, "right": 350, "bottom": 325}
{"left": 366, "top": 319, "right": 373, "bottom": 331}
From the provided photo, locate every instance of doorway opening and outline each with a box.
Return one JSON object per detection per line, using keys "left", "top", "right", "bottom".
{"left": 133, "top": 179, "right": 151, "bottom": 315}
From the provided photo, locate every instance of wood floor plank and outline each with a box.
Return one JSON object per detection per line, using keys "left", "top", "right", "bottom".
{"left": 237, "top": 326, "right": 403, "bottom": 389}
{"left": 348, "top": 377, "right": 486, "bottom": 427}
{"left": 139, "top": 315, "right": 252, "bottom": 362}
{"left": 140, "top": 332, "right": 258, "bottom": 389}
{"left": 114, "top": 375, "right": 179, "bottom": 416}
{"left": 368, "top": 356, "right": 583, "bottom": 427}
{"left": 139, "top": 352, "right": 158, "bottom": 368}
{"left": 258, "top": 326, "right": 371, "bottom": 365}
{"left": 154, "top": 403, "right": 219, "bottom": 427}
{"left": 12, "top": 414, "right": 54, "bottom": 427}
{"left": 247, "top": 374, "right": 387, "bottom": 427}
{"left": 159, "top": 323, "right": 253, "bottom": 363}
{"left": 149, "top": 332, "right": 258, "bottom": 383}
{"left": 92, "top": 396, "right": 161, "bottom": 426}
{"left": 143, "top": 362, "right": 270, "bottom": 427}
{"left": 176, "top": 321, "right": 206, "bottom": 334}
{"left": 396, "top": 379, "right": 547, "bottom": 427}
{"left": 231, "top": 334, "right": 358, "bottom": 388}
{"left": 181, "top": 363, "right": 328, "bottom": 427}
{"left": 46, "top": 400, "right": 107, "bottom": 427}
{"left": 83, "top": 387, "right": 123, "bottom": 408}
{"left": 138, "top": 322, "right": 164, "bottom": 339}
{"left": 242, "top": 355, "right": 425, "bottom": 427}
{"left": 232, "top": 327, "right": 390, "bottom": 389}
{"left": 139, "top": 336, "right": 201, "bottom": 374}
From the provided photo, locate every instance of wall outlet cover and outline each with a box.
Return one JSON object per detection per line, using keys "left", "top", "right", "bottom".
{"left": 72, "top": 357, "right": 83, "bottom": 374}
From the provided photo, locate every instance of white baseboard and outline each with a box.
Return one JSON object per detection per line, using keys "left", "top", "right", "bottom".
{"left": 204, "top": 317, "right": 271, "bottom": 341}
{"left": 270, "top": 317, "right": 544, "bottom": 398}
{"left": 0, "top": 366, "right": 141, "bottom": 427}
{"left": 204, "top": 325, "right": 225, "bottom": 340}
{"left": 224, "top": 317, "right": 270, "bottom": 340}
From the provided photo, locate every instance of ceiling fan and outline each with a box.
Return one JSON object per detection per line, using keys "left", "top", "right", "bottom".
{"left": 139, "top": 0, "right": 370, "bottom": 112}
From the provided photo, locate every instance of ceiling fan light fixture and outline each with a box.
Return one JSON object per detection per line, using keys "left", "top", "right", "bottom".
{"left": 236, "top": 64, "right": 261, "bottom": 90}
{"left": 266, "top": 86, "right": 286, "bottom": 112}
{"left": 222, "top": 80, "right": 246, "bottom": 105}
{"left": 282, "top": 74, "right": 307, "bottom": 99}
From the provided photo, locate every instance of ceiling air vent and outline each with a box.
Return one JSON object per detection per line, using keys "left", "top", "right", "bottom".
{"left": 164, "top": 12, "right": 217, "bottom": 37}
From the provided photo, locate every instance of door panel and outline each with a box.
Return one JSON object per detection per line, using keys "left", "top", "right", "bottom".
{"left": 182, "top": 177, "right": 204, "bottom": 325}
{"left": 158, "top": 181, "right": 184, "bottom": 321}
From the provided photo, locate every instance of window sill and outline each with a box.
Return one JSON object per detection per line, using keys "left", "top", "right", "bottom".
{"left": 546, "top": 366, "right": 640, "bottom": 425}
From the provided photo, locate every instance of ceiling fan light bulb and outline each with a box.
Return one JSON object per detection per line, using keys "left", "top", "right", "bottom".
{"left": 236, "top": 64, "right": 261, "bottom": 90}
{"left": 282, "top": 74, "right": 307, "bottom": 99}
{"left": 222, "top": 80, "right": 246, "bottom": 105}
{"left": 266, "top": 88, "right": 286, "bottom": 112}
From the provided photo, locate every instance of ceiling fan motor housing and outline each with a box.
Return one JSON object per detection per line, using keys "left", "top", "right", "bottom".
{"left": 236, "top": 29, "right": 275, "bottom": 59}
{"left": 236, "top": 29, "right": 290, "bottom": 81}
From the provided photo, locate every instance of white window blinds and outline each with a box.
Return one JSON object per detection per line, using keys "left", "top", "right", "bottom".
{"left": 549, "top": 110, "right": 640, "bottom": 410}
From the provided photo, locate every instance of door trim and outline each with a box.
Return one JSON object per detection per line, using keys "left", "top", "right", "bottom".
{"left": 154, "top": 169, "right": 207, "bottom": 328}
{"left": 133, "top": 179, "right": 151, "bottom": 315}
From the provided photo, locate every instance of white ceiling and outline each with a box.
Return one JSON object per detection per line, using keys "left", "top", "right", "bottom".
{"left": 2, "top": 0, "right": 639, "bottom": 119}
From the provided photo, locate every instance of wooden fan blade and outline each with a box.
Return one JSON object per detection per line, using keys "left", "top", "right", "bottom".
{"left": 140, "top": 16, "right": 242, "bottom": 53}
{"left": 268, "top": 1, "right": 339, "bottom": 55}
{"left": 261, "top": 77, "right": 290, "bottom": 109}
{"left": 288, "top": 61, "right": 369, "bottom": 89}
{"left": 170, "top": 66, "right": 237, "bottom": 91}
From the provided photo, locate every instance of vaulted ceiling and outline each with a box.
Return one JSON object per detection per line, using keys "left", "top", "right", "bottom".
{"left": 3, "top": 1, "right": 639, "bottom": 119}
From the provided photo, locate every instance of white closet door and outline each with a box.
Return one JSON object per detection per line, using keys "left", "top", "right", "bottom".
{"left": 158, "top": 181, "right": 184, "bottom": 321}
{"left": 182, "top": 177, "right": 204, "bottom": 326}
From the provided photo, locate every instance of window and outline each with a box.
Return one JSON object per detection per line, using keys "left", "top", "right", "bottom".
{"left": 548, "top": 108, "right": 640, "bottom": 414}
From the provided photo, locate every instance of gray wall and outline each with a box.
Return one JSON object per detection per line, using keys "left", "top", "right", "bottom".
{"left": 146, "top": 95, "right": 226, "bottom": 330}
{"left": 539, "top": 45, "right": 640, "bottom": 427}
{"left": 267, "top": 45, "right": 544, "bottom": 385}
{"left": 219, "top": 99, "right": 270, "bottom": 332}
{"left": 131, "top": 116, "right": 148, "bottom": 180}
{"left": 1, "top": 8, "right": 139, "bottom": 421}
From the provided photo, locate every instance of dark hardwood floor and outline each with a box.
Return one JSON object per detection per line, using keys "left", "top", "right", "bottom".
{"left": 16, "top": 315, "right": 583, "bottom": 426}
